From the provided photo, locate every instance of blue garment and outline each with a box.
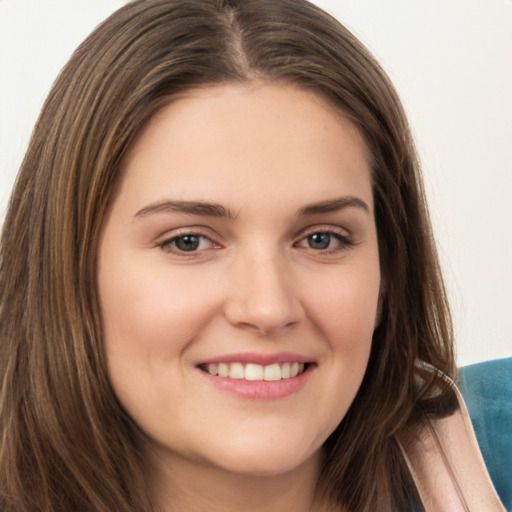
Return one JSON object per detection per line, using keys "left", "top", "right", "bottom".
{"left": 458, "top": 357, "right": 512, "bottom": 511}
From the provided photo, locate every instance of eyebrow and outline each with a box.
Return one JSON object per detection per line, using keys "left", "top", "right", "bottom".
{"left": 134, "top": 200, "right": 238, "bottom": 220}
{"left": 297, "top": 196, "right": 370, "bottom": 217}
{"left": 133, "top": 195, "right": 370, "bottom": 221}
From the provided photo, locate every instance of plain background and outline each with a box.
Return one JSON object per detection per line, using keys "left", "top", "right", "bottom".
{"left": 1, "top": 0, "right": 511, "bottom": 366}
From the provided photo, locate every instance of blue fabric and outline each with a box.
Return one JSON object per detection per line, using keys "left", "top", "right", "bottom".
{"left": 458, "top": 357, "right": 512, "bottom": 511}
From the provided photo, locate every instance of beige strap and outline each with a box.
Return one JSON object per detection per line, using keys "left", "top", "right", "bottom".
{"left": 398, "top": 368, "right": 506, "bottom": 511}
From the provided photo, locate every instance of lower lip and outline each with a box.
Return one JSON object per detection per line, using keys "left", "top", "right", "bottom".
{"left": 197, "top": 365, "right": 313, "bottom": 400}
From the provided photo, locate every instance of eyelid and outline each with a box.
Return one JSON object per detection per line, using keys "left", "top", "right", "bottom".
{"left": 295, "top": 224, "right": 352, "bottom": 241}
{"left": 155, "top": 225, "right": 219, "bottom": 242}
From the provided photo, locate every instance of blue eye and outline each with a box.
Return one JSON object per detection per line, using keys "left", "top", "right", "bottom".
{"left": 297, "top": 230, "right": 352, "bottom": 252}
{"left": 159, "top": 234, "right": 215, "bottom": 253}
{"left": 307, "top": 232, "right": 332, "bottom": 250}
{"left": 173, "top": 235, "right": 201, "bottom": 252}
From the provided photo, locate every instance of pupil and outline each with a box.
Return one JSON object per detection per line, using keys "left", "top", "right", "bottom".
{"left": 308, "top": 233, "right": 330, "bottom": 249}
{"left": 175, "top": 235, "right": 200, "bottom": 251}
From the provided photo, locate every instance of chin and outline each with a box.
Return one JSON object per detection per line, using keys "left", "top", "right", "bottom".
{"left": 215, "top": 451, "right": 317, "bottom": 477}
{"left": 198, "top": 428, "right": 323, "bottom": 477}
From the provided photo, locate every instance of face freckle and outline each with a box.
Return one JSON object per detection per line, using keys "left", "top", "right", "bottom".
{"left": 97, "top": 83, "right": 381, "bottom": 480}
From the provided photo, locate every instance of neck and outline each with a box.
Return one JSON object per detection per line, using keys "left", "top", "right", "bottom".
{"left": 145, "top": 446, "right": 337, "bottom": 512}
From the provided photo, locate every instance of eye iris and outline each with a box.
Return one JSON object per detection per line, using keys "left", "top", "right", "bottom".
{"left": 308, "top": 233, "right": 331, "bottom": 250}
{"left": 175, "top": 235, "right": 200, "bottom": 251}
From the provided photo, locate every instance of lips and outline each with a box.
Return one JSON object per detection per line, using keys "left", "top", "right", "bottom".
{"left": 200, "top": 361, "right": 307, "bottom": 381}
{"left": 196, "top": 353, "right": 315, "bottom": 399}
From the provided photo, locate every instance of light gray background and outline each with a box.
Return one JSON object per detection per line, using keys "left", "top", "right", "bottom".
{"left": 1, "top": 0, "right": 511, "bottom": 365}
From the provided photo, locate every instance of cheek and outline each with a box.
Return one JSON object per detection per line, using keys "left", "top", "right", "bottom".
{"left": 99, "top": 260, "right": 221, "bottom": 357}
{"left": 97, "top": 261, "right": 223, "bottom": 423}
{"left": 303, "top": 264, "right": 381, "bottom": 351}
{"left": 314, "top": 272, "right": 380, "bottom": 423}
{"left": 97, "top": 264, "right": 226, "bottom": 433}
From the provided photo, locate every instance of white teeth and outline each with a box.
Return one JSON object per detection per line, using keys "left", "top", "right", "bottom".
{"left": 245, "top": 363, "right": 264, "bottom": 381}
{"left": 263, "top": 363, "right": 281, "bottom": 381}
{"left": 203, "top": 361, "right": 308, "bottom": 381}
{"left": 229, "top": 362, "right": 244, "bottom": 379}
{"left": 217, "top": 363, "right": 229, "bottom": 378}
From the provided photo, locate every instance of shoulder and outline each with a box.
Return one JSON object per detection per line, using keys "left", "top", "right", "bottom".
{"left": 458, "top": 357, "right": 512, "bottom": 511}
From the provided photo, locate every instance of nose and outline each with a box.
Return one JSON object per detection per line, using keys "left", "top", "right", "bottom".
{"left": 223, "top": 249, "right": 303, "bottom": 335}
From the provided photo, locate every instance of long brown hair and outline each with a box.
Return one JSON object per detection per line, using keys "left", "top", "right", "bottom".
{"left": 0, "top": 1, "right": 455, "bottom": 510}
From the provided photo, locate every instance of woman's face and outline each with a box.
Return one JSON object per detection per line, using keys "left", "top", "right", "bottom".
{"left": 97, "top": 84, "right": 381, "bottom": 477}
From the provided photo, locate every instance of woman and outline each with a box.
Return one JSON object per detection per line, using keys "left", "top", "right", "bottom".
{"left": 0, "top": 1, "right": 504, "bottom": 511}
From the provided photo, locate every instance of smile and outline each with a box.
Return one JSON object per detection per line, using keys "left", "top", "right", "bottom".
{"left": 200, "top": 362, "right": 307, "bottom": 381}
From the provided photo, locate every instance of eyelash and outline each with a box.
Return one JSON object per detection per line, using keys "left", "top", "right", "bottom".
{"left": 156, "top": 228, "right": 354, "bottom": 257}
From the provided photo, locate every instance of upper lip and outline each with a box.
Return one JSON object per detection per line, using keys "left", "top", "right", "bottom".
{"left": 196, "top": 352, "right": 314, "bottom": 366}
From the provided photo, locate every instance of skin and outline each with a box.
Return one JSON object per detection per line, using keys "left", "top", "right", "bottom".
{"left": 97, "top": 83, "right": 381, "bottom": 512}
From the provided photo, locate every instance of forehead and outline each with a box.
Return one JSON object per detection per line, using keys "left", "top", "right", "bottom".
{"left": 115, "top": 83, "right": 373, "bottom": 215}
